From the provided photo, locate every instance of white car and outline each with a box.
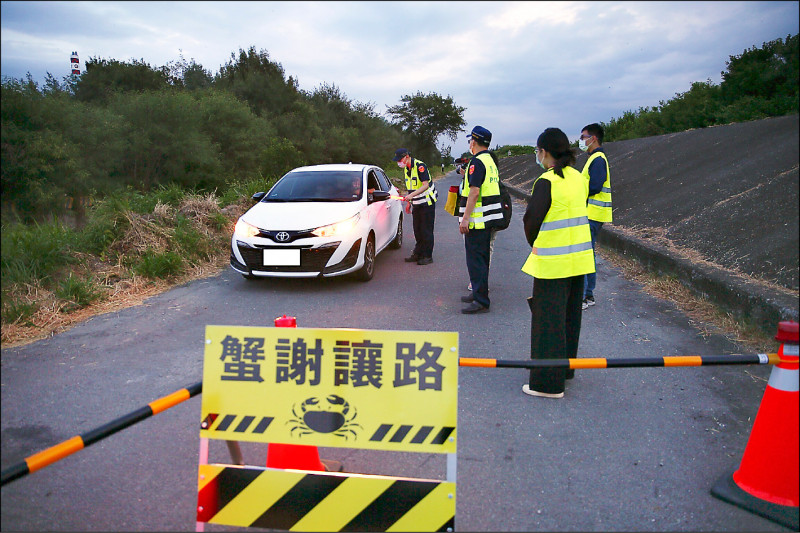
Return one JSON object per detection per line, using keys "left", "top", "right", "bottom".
{"left": 230, "top": 164, "right": 403, "bottom": 281}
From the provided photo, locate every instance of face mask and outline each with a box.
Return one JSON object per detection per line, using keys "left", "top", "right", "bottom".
{"left": 397, "top": 161, "right": 406, "bottom": 168}
{"left": 578, "top": 139, "right": 589, "bottom": 152}
{"left": 536, "top": 150, "right": 546, "bottom": 170}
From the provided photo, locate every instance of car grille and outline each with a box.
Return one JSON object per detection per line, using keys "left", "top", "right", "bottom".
{"left": 237, "top": 243, "right": 340, "bottom": 273}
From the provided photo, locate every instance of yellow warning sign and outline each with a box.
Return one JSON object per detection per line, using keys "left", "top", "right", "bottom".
{"left": 200, "top": 326, "right": 458, "bottom": 453}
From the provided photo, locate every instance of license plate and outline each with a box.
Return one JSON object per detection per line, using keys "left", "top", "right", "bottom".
{"left": 263, "top": 249, "right": 300, "bottom": 266}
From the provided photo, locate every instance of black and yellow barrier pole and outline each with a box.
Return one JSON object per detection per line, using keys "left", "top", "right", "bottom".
{"left": 1, "top": 381, "right": 202, "bottom": 487}
{"left": 460, "top": 353, "right": 781, "bottom": 369}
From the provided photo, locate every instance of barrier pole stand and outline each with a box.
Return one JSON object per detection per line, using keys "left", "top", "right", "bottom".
{"left": 225, "top": 441, "right": 244, "bottom": 466}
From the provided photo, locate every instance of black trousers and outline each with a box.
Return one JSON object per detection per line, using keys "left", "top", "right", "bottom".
{"left": 411, "top": 202, "right": 435, "bottom": 258}
{"left": 528, "top": 275, "right": 584, "bottom": 394}
{"left": 464, "top": 228, "right": 492, "bottom": 308}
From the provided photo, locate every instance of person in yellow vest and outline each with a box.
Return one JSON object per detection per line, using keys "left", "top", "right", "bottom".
{"left": 459, "top": 126, "right": 503, "bottom": 314}
{"left": 521, "top": 127, "right": 595, "bottom": 398}
{"left": 578, "top": 123, "right": 612, "bottom": 310}
{"left": 393, "top": 148, "right": 438, "bottom": 265}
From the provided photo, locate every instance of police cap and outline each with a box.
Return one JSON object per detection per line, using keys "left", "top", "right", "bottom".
{"left": 466, "top": 125, "right": 492, "bottom": 145}
{"left": 392, "top": 148, "right": 410, "bottom": 161}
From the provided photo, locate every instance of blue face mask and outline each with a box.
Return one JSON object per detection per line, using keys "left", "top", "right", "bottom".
{"left": 536, "top": 150, "right": 546, "bottom": 170}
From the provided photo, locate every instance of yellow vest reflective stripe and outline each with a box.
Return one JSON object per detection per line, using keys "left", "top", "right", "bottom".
{"left": 521, "top": 166, "right": 596, "bottom": 279}
{"left": 459, "top": 152, "right": 501, "bottom": 229}
{"left": 582, "top": 150, "right": 612, "bottom": 222}
{"left": 405, "top": 159, "right": 438, "bottom": 206}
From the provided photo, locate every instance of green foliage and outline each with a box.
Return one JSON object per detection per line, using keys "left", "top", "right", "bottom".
{"left": 1, "top": 299, "right": 38, "bottom": 325}
{"left": 55, "top": 273, "right": 103, "bottom": 309}
{"left": 215, "top": 46, "right": 300, "bottom": 117}
{"left": 133, "top": 249, "right": 184, "bottom": 279}
{"left": 218, "top": 176, "right": 278, "bottom": 207}
{"left": 74, "top": 57, "right": 170, "bottom": 103}
{"left": 108, "top": 90, "right": 223, "bottom": 191}
{"left": 495, "top": 144, "right": 536, "bottom": 158}
{"left": 604, "top": 34, "right": 798, "bottom": 141}
{"left": 386, "top": 91, "right": 466, "bottom": 162}
{"left": 150, "top": 183, "right": 187, "bottom": 207}
{"left": 0, "top": 221, "right": 76, "bottom": 288}
{"left": 173, "top": 215, "right": 211, "bottom": 261}
{"left": 2, "top": 45, "right": 432, "bottom": 222}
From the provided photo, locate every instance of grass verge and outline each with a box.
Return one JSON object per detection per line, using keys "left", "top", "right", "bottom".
{"left": 600, "top": 248, "right": 778, "bottom": 354}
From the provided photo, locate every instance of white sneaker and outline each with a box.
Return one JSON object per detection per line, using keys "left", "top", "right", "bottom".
{"left": 581, "top": 299, "right": 589, "bottom": 310}
{"left": 522, "top": 384, "right": 564, "bottom": 398}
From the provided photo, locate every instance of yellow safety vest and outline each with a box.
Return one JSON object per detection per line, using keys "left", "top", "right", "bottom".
{"left": 405, "top": 158, "right": 438, "bottom": 206}
{"left": 583, "top": 150, "right": 612, "bottom": 223}
{"left": 521, "top": 166, "right": 596, "bottom": 279}
{"left": 459, "top": 152, "right": 501, "bottom": 229}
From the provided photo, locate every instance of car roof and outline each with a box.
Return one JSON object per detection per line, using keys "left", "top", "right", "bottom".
{"left": 288, "top": 163, "right": 373, "bottom": 173}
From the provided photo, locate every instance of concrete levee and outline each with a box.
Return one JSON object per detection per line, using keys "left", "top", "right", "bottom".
{"left": 499, "top": 114, "right": 799, "bottom": 336}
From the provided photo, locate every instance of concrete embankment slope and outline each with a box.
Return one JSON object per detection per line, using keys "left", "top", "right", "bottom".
{"left": 499, "top": 114, "right": 799, "bottom": 335}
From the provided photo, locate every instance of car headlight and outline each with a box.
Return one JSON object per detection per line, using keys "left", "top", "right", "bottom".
{"left": 312, "top": 214, "right": 360, "bottom": 238}
{"left": 233, "top": 219, "right": 259, "bottom": 238}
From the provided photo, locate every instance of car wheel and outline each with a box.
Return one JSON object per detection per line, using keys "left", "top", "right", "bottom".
{"left": 356, "top": 233, "right": 376, "bottom": 282}
{"left": 389, "top": 213, "right": 403, "bottom": 249}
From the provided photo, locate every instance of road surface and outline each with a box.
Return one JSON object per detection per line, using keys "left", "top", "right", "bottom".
{"left": 1, "top": 172, "right": 788, "bottom": 531}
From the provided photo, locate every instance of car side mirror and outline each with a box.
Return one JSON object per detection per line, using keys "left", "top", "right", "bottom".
{"left": 369, "top": 190, "right": 390, "bottom": 203}
{"left": 251, "top": 192, "right": 266, "bottom": 202}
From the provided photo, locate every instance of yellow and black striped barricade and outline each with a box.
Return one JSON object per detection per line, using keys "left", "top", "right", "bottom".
{"left": 197, "top": 325, "right": 459, "bottom": 532}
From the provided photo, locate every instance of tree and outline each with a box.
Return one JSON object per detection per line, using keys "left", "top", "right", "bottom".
{"left": 74, "top": 57, "right": 170, "bottom": 103}
{"left": 214, "top": 46, "right": 299, "bottom": 117}
{"left": 386, "top": 92, "right": 466, "bottom": 160}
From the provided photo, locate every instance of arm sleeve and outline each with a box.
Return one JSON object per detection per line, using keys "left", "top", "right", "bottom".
{"left": 523, "top": 178, "right": 551, "bottom": 246}
{"left": 467, "top": 158, "right": 486, "bottom": 188}
{"left": 587, "top": 158, "right": 607, "bottom": 196}
{"left": 417, "top": 163, "right": 430, "bottom": 183}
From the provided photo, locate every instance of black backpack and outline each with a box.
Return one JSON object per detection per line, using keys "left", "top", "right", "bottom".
{"left": 495, "top": 180, "right": 513, "bottom": 230}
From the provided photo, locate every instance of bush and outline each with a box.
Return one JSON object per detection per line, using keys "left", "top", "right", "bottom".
{"left": 173, "top": 215, "right": 211, "bottom": 261}
{"left": 133, "top": 249, "right": 184, "bottom": 279}
{"left": 55, "top": 273, "right": 104, "bottom": 309}
{"left": 0, "top": 221, "right": 76, "bottom": 288}
{"left": 1, "top": 298, "right": 38, "bottom": 325}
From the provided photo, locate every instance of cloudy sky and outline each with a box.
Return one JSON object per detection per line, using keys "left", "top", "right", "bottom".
{"left": 1, "top": 1, "right": 798, "bottom": 153}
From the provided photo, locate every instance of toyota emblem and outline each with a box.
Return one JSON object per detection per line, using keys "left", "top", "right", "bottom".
{"left": 275, "top": 231, "right": 290, "bottom": 242}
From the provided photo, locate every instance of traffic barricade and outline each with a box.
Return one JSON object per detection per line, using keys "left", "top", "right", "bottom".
{"left": 196, "top": 320, "right": 459, "bottom": 532}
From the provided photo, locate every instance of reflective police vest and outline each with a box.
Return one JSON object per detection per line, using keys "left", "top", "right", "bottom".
{"left": 459, "top": 152, "right": 502, "bottom": 229}
{"left": 521, "top": 166, "right": 596, "bottom": 279}
{"left": 583, "top": 150, "right": 612, "bottom": 223}
{"left": 405, "top": 159, "right": 438, "bottom": 206}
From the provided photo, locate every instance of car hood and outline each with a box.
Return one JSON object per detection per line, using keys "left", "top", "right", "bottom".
{"left": 241, "top": 201, "right": 363, "bottom": 231}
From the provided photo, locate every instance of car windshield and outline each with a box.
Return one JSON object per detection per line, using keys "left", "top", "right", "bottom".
{"left": 263, "top": 170, "right": 363, "bottom": 202}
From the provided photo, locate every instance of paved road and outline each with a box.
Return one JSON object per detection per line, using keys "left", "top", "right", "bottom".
{"left": 1, "top": 172, "right": 789, "bottom": 531}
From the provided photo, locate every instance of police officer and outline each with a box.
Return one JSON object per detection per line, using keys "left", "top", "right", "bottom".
{"left": 578, "top": 123, "right": 612, "bottom": 310}
{"left": 393, "top": 148, "right": 438, "bottom": 265}
{"left": 459, "top": 126, "right": 503, "bottom": 314}
{"left": 521, "top": 127, "right": 595, "bottom": 398}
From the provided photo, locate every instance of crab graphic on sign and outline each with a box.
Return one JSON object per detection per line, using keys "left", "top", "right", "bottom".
{"left": 287, "top": 394, "right": 362, "bottom": 440}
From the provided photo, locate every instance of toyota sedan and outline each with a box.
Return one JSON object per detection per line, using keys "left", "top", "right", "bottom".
{"left": 230, "top": 164, "right": 403, "bottom": 281}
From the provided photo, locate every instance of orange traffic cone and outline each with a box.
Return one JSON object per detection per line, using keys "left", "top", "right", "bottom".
{"left": 266, "top": 315, "right": 342, "bottom": 472}
{"left": 710, "top": 321, "right": 799, "bottom": 529}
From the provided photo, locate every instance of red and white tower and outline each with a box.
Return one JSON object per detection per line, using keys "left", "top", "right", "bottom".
{"left": 70, "top": 51, "right": 80, "bottom": 75}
